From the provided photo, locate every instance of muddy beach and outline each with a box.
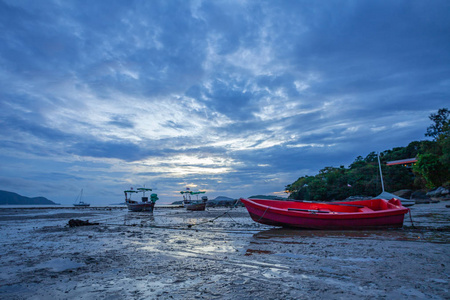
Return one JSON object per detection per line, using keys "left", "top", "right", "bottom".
{"left": 0, "top": 202, "right": 449, "bottom": 299}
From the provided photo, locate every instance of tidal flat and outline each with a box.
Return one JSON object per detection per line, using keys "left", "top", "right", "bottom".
{"left": 0, "top": 202, "right": 449, "bottom": 299}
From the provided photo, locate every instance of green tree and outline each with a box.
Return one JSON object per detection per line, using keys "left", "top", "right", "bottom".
{"left": 286, "top": 108, "right": 450, "bottom": 201}
{"left": 307, "top": 177, "right": 328, "bottom": 200}
{"left": 413, "top": 153, "right": 449, "bottom": 188}
{"left": 286, "top": 175, "right": 315, "bottom": 200}
{"left": 414, "top": 108, "right": 450, "bottom": 188}
{"left": 426, "top": 108, "right": 449, "bottom": 139}
{"left": 383, "top": 165, "right": 414, "bottom": 191}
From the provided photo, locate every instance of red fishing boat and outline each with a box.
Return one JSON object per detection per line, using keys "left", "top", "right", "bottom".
{"left": 240, "top": 198, "right": 409, "bottom": 229}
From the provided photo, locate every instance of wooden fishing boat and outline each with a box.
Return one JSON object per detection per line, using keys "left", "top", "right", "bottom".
{"left": 180, "top": 189, "right": 208, "bottom": 211}
{"left": 240, "top": 198, "right": 409, "bottom": 229}
{"left": 124, "top": 187, "right": 158, "bottom": 212}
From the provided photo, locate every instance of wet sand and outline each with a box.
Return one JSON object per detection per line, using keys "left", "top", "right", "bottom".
{"left": 0, "top": 202, "right": 449, "bottom": 299}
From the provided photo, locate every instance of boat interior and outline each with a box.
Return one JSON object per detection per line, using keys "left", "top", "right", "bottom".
{"left": 248, "top": 198, "right": 402, "bottom": 213}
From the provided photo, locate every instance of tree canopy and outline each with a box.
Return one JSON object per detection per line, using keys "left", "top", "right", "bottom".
{"left": 426, "top": 108, "right": 449, "bottom": 139}
{"left": 286, "top": 108, "right": 449, "bottom": 201}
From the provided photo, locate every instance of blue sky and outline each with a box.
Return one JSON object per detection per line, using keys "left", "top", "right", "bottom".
{"left": 1, "top": 0, "right": 449, "bottom": 205}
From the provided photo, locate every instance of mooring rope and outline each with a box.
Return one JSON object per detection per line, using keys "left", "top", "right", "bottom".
{"left": 73, "top": 205, "right": 245, "bottom": 231}
{"left": 256, "top": 206, "right": 270, "bottom": 223}
{"left": 225, "top": 211, "right": 238, "bottom": 223}
{"left": 408, "top": 208, "right": 416, "bottom": 229}
{"left": 187, "top": 207, "right": 241, "bottom": 228}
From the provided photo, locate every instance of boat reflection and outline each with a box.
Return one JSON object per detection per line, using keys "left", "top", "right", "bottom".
{"left": 123, "top": 212, "right": 155, "bottom": 227}
{"left": 252, "top": 227, "right": 424, "bottom": 242}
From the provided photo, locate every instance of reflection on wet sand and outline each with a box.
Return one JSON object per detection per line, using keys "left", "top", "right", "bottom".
{"left": 123, "top": 212, "right": 155, "bottom": 227}
{"left": 253, "top": 227, "right": 425, "bottom": 242}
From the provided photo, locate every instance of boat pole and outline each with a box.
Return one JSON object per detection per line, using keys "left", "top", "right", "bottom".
{"left": 377, "top": 152, "right": 385, "bottom": 193}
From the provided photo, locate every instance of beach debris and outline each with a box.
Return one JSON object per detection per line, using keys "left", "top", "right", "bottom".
{"left": 68, "top": 219, "right": 99, "bottom": 227}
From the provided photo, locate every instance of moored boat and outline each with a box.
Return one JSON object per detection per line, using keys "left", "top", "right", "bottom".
{"left": 124, "top": 187, "right": 158, "bottom": 212}
{"left": 376, "top": 153, "right": 415, "bottom": 207}
{"left": 181, "top": 189, "right": 208, "bottom": 211}
{"left": 240, "top": 198, "right": 409, "bottom": 229}
{"left": 73, "top": 189, "right": 90, "bottom": 207}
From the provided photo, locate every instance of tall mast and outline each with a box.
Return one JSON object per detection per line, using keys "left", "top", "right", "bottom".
{"left": 377, "top": 152, "right": 385, "bottom": 193}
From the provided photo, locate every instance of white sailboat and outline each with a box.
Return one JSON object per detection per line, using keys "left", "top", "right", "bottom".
{"left": 73, "top": 189, "right": 90, "bottom": 207}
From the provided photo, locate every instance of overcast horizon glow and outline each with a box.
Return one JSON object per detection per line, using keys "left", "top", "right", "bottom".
{"left": 0, "top": 0, "right": 449, "bottom": 204}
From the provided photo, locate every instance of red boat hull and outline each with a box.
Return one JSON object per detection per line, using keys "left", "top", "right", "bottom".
{"left": 240, "top": 198, "right": 409, "bottom": 230}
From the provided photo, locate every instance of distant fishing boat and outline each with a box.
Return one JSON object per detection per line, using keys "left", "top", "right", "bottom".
{"left": 180, "top": 189, "right": 208, "bottom": 211}
{"left": 241, "top": 197, "right": 409, "bottom": 229}
{"left": 124, "top": 187, "right": 158, "bottom": 212}
{"left": 73, "top": 189, "right": 90, "bottom": 207}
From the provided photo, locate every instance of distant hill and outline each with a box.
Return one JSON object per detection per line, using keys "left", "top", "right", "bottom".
{"left": 207, "top": 196, "right": 242, "bottom": 207}
{"left": 0, "top": 190, "right": 58, "bottom": 205}
{"left": 212, "top": 196, "right": 235, "bottom": 201}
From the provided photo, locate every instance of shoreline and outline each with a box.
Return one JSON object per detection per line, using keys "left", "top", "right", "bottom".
{"left": 0, "top": 205, "right": 184, "bottom": 210}
{"left": 1, "top": 196, "right": 448, "bottom": 209}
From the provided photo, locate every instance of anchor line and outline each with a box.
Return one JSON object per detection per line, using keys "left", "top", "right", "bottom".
{"left": 257, "top": 206, "right": 270, "bottom": 223}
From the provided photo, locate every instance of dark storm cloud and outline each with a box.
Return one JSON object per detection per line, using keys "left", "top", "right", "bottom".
{"left": 1, "top": 115, "right": 71, "bottom": 142}
{"left": 36, "top": 172, "right": 85, "bottom": 182}
{"left": 107, "top": 116, "right": 135, "bottom": 129}
{"left": 68, "top": 139, "right": 176, "bottom": 162}
{"left": 0, "top": 1, "right": 83, "bottom": 76}
{"left": 202, "top": 80, "right": 253, "bottom": 118}
{"left": 72, "top": 1, "right": 208, "bottom": 98}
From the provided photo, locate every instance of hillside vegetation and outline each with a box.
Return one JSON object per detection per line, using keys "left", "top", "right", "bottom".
{"left": 286, "top": 108, "right": 450, "bottom": 201}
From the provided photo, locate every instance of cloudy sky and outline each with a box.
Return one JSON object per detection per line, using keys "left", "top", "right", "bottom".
{"left": 0, "top": 0, "right": 449, "bottom": 205}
